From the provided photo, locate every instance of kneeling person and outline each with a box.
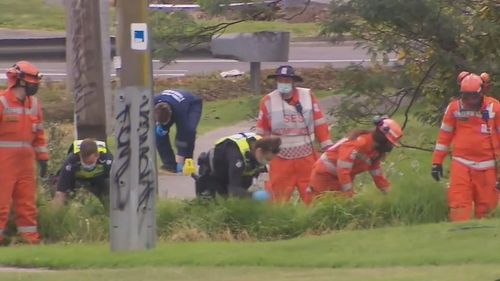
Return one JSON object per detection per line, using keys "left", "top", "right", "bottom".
{"left": 195, "top": 133, "right": 281, "bottom": 198}
{"left": 309, "top": 117, "right": 403, "bottom": 199}
{"left": 53, "top": 139, "right": 113, "bottom": 206}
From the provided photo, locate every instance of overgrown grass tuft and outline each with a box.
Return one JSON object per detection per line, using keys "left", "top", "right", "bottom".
{"left": 4, "top": 104, "right": 456, "bottom": 244}
{"left": 37, "top": 191, "right": 109, "bottom": 243}
{"left": 29, "top": 179, "right": 448, "bottom": 244}
{"left": 9, "top": 75, "right": 492, "bottom": 244}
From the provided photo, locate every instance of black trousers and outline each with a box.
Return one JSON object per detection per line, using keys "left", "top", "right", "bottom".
{"left": 50, "top": 175, "right": 109, "bottom": 208}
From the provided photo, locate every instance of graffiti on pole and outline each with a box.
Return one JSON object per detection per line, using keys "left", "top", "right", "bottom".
{"left": 65, "top": 0, "right": 111, "bottom": 142}
{"left": 114, "top": 98, "right": 132, "bottom": 211}
{"left": 137, "top": 93, "right": 155, "bottom": 216}
{"left": 69, "top": 0, "right": 98, "bottom": 117}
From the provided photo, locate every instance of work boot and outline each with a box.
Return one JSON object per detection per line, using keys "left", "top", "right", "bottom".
{"left": 159, "top": 165, "right": 179, "bottom": 175}
{"left": 0, "top": 237, "right": 10, "bottom": 247}
{"left": 18, "top": 232, "right": 41, "bottom": 245}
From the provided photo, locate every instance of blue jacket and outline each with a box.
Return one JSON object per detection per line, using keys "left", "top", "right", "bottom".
{"left": 154, "top": 89, "right": 202, "bottom": 156}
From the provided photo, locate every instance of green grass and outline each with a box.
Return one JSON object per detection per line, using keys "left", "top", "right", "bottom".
{"left": 2, "top": 265, "right": 500, "bottom": 281}
{"left": 199, "top": 90, "right": 330, "bottom": 134}
{"left": 198, "top": 95, "right": 260, "bottom": 134}
{"left": 0, "top": 0, "right": 66, "bottom": 31}
{"left": 1, "top": 219, "right": 499, "bottom": 269}
{"left": 35, "top": 97, "right": 458, "bottom": 244}
{"left": 0, "top": 0, "right": 319, "bottom": 39}
{"left": 201, "top": 20, "right": 320, "bottom": 38}
{"left": 112, "top": 90, "right": 331, "bottom": 151}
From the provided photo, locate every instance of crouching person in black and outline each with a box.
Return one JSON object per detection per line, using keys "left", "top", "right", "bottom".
{"left": 195, "top": 132, "right": 281, "bottom": 198}
{"left": 52, "top": 139, "right": 113, "bottom": 208}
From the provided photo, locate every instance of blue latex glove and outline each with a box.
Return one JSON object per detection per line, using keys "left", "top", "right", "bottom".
{"left": 176, "top": 162, "right": 184, "bottom": 173}
{"left": 156, "top": 124, "right": 168, "bottom": 137}
{"left": 252, "top": 190, "right": 270, "bottom": 202}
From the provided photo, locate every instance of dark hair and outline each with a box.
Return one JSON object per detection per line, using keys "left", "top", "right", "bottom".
{"left": 253, "top": 136, "right": 281, "bottom": 154}
{"left": 347, "top": 129, "right": 372, "bottom": 140}
{"left": 154, "top": 102, "right": 172, "bottom": 124}
{"left": 372, "top": 128, "right": 389, "bottom": 144}
{"left": 80, "top": 138, "right": 98, "bottom": 159}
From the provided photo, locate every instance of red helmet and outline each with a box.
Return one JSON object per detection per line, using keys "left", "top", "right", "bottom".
{"left": 5, "top": 61, "right": 42, "bottom": 88}
{"left": 376, "top": 118, "right": 403, "bottom": 147}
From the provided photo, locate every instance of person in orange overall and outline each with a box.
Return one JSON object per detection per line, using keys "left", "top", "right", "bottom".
{"left": 432, "top": 71, "right": 500, "bottom": 222}
{"left": 256, "top": 65, "right": 333, "bottom": 203}
{"left": 0, "top": 61, "right": 48, "bottom": 245}
{"left": 309, "top": 117, "right": 402, "bottom": 199}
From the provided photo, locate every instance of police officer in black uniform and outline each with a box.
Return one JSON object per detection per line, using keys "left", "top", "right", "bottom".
{"left": 195, "top": 132, "right": 281, "bottom": 198}
{"left": 52, "top": 139, "right": 113, "bottom": 207}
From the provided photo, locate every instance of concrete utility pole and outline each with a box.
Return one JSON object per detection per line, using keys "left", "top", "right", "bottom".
{"left": 65, "top": 0, "right": 112, "bottom": 141}
{"left": 110, "top": 0, "right": 157, "bottom": 251}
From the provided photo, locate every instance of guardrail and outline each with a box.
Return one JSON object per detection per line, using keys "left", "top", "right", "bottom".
{"left": 0, "top": 1, "right": 304, "bottom": 61}
{"left": 0, "top": 36, "right": 216, "bottom": 62}
{"left": 0, "top": 37, "right": 117, "bottom": 62}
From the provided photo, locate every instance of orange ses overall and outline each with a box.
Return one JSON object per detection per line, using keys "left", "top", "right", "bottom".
{"left": 257, "top": 88, "right": 332, "bottom": 203}
{"left": 0, "top": 61, "right": 48, "bottom": 244}
{"left": 433, "top": 72, "right": 500, "bottom": 221}
{"left": 309, "top": 133, "right": 391, "bottom": 198}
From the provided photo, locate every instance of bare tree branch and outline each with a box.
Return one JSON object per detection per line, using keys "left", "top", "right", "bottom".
{"left": 158, "top": 0, "right": 318, "bottom": 67}
{"left": 401, "top": 62, "right": 437, "bottom": 130}
{"left": 400, "top": 142, "right": 434, "bottom": 152}
{"left": 388, "top": 88, "right": 411, "bottom": 117}
{"left": 281, "top": 0, "right": 311, "bottom": 20}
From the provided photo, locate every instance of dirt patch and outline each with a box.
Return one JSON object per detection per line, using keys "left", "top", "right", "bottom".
{"left": 39, "top": 67, "right": 339, "bottom": 122}
{"left": 155, "top": 66, "right": 339, "bottom": 101}
{"left": 283, "top": 3, "right": 330, "bottom": 23}
{"left": 150, "top": 1, "right": 329, "bottom": 23}
{"left": 0, "top": 267, "right": 52, "bottom": 273}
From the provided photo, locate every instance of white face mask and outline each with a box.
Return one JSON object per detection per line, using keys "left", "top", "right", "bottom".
{"left": 81, "top": 162, "right": 97, "bottom": 171}
{"left": 277, "top": 83, "right": 293, "bottom": 95}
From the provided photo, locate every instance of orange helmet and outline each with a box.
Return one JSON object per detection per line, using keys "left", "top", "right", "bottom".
{"left": 480, "top": 72, "right": 492, "bottom": 94}
{"left": 6, "top": 61, "right": 42, "bottom": 88}
{"left": 457, "top": 71, "right": 487, "bottom": 94}
{"left": 480, "top": 72, "right": 490, "bottom": 83}
{"left": 457, "top": 71, "right": 470, "bottom": 85}
{"left": 376, "top": 118, "right": 403, "bottom": 147}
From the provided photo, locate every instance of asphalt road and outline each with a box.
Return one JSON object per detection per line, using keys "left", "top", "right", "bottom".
{"left": 159, "top": 95, "right": 340, "bottom": 199}
{"left": 0, "top": 41, "right": 395, "bottom": 81}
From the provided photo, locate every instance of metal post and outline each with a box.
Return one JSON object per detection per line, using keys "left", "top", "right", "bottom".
{"left": 110, "top": 0, "right": 157, "bottom": 251}
{"left": 250, "top": 62, "right": 261, "bottom": 94}
{"left": 65, "top": 0, "right": 111, "bottom": 141}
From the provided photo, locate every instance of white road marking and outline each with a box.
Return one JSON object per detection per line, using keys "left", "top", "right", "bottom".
{"left": 0, "top": 57, "right": 397, "bottom": 80}
{"left": 172, "top": 58, "right": 397, "bottom": 63}
{"left": 0, "top": 73, "right": 185, "bottom": 80}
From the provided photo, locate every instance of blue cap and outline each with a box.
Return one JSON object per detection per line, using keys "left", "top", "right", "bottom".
{"left": 267, "top": 65, "right": 303, "bottom": 82}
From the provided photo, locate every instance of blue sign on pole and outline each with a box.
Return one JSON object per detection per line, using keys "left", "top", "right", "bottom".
{"left": 130, "top": 23, "right": 148, "bottom": 50}
{"left": 134, "top": 30, "right": 145, "bottom": 43}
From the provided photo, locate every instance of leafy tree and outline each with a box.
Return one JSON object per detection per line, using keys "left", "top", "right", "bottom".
{"left": 321, "top": 0, "right": 500, "bottom": 135}
{"left": 150, "top": 11, "right": 206, "bottom": 64}
{"left": 150, "top": 0, "right": 310, "bottom": 64}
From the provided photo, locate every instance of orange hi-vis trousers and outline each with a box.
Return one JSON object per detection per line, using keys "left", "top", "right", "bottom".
{"left": 448, "top": 159, "right": 499, "bottom": 221}
{"left": 266, "top": 154, "right": 316, "bottom": 204}
{"left": 0, "top": 148, "right": 40, "bottom": 244}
